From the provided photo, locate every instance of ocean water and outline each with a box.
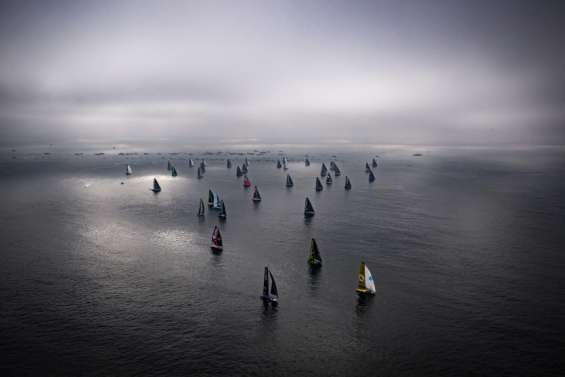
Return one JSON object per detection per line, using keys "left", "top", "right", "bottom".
{"left": 1, "top": 145, "right": 564, "bottom": 376}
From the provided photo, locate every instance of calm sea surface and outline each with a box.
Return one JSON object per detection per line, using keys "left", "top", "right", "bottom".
{"left": 1, "top": 145, "right": 564, "bottom": 376}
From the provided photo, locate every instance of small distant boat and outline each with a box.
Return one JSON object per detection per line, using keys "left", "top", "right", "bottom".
{"left": 208, "top": 189, "right": 215, "bottom": 207}
{"left": 167, "top": 160, "right": 172, "bottom": 171}
{"left": 326, "top": 174, "right": 332, "bottom": 185}
{"left": 197, "top": 166, "right": 203, "bottom": 179}
{"left": 211, "top": 225, "right": 223, "bottom": 252}
{"left": 413, "top": 153, "right": 423, "bottom": 157}
{"left": 320, "top": 163, "right": 328, "bottom": 177}
{"left": 365, "top": 162, "right": 371, "bottom": 173}
{"left": 329, "top": 161, "right": 337, "bottom": 171}
{"left": 334, "top": 165, "right": 341, "bottom": 176}
{"left": 355, "top": 261, "right": 376, "bottom": 295}
{"left": 286, "top": 174, "right": 294, "bottom": 188}
{"left": 243, "top": 175, "right": 251, "bottom": 188}
{"left": 236, "top": 165, "right": 243, "bottom": 177}
{"left": 276, "top": 159, "right": 282, "bottom": 169}
{"left": 197, "top": 199, "right": 205, "bottom": 217}
{"left": 372, "top": 158, "right": 378, "bottom": 168}
{"left": 227, "top": 159, "right": 232, "bottom": 168}
{"left": 368, "top": 168, "right": 375, "bottom": 182}
{"left": 188, "top": 159, "right": 194, "bottom": 167}
{"left": 200, "top": 160, "right": 206, "bottom": 173}
{"left": 241, "top": 164, "right": 248, "bottom": 174}
{"left": 151, "top": 178, "right": 161, "bottom": 193}
{"left": 218, "top": 200, "right": 227, "bottom": 220}
{"left": 304, "top": 197, "right": 315, "bottom": 217}
{"left": 308, "top": 238, "right": 322, "bottom": 267}
{"left": 171, "top": 166, "right": 178, "bottom": 177}
{"left": 283, "top": 160, "right": 288, "bottom": 170}
{"left": 344, "top": 176, "right": 352, "bottom": 190}
{"left": 252, "top": 186, "right": 262, "bottom": 202}
{"left": 126, "top": 165, "right": 132, "bottom": 175}
{"left": 260, "top": 266, "right": 278, "bottom": 305}
{"left": 305, "top": 157, "right": 310, "bottom": 166}
{"left": 315, "top": 177, "right": 323, "bottom": 191}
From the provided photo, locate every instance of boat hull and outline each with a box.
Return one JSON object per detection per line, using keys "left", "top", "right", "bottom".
{"left": 304, "top": 211, "right": 315, "bottom": 218}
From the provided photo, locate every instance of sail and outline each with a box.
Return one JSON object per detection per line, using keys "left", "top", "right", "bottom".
{"left": 334, "top": 165, "right": 341, "bottom": 176}
{"left": 188, "top": 159, "right": 194, "bottom": 167}
{"left": 269, "top": 271, "right": 278, "bottom": 298}
{"left": 172, "top": 166, "right": 178, "bottom": 177}
{"left": 236, "top": 165, "right": 243, "bottom": 177}
{"left": 286, "top": 174, "right": 293, "bottom": 187}
{"left": 345, "top": 176, "right": 352, "bottom": 190}
{"left": 365, "top": 162, "right": 371, "bottom": 173}
{"left": 213, "top": 192, "right": 221, "bottom": 209}
{"left": 320, "top": 163, "right": 328, "bottom": 177}
{"left": 277, "top": 160, "right": 282, "bottom": 168}
{"left": 253, "top": 186, "right": 262, "bottom": 201}
{"left": 368, "top": 169, "right": 375, "bottom": 182}
{"left": 262, "top": 267, "right": 269, "bottom": 298}
{"left": 211, "top": 226, "right": 223, "bottom": 248}
{"left": 208, "top": 190, "right": 214, "bottom": 206}
{"left": 198, "top": 199, "right": 205, "bottom": 216}
{"left": 315, "top": 177, "right": 323, "bottom": 191}
{"left": 153, "top": 178, "right": 161, "bottom": 192}
{"left": 326, "top": 174, "right": 332, "bottom": 184}
{"left": 372, "top": 158, "right": 378, "bottom": 168}
{"left": 200, "top": 161, "right": 206, "bottom": 172}
{"left": 197, "top": 167, "right": 203, "bottom": 178}
{"left": 245, "top": 157, "right": 249, "bottom": 166}
{"left": 219, "top": 200, "right": 226, "bottom": 218}
{"left": 167, "top": 160, "right": 172, "bottom": 171}
{"left": 227, "top": 159, "right": 232, "bottom": 168}
{"left": 365, "top": 265, "right": 376, "bottom": 293}
{"left": 356, "top": 262, "right": 367, "bottom": 292}
{"left": 241, "top": 164, "right": 248, "bottom": 174}
{"left": 305, "top": 157, "right": 310, "bottom": 166}
{"left": 309, "top": 238, "right": 322, "bottom": 265}
{"left": 126, "top": 165, "right": 132, "bottom": 175}
{"left": 304, "top": 197, "right": 315, "bottom": 217}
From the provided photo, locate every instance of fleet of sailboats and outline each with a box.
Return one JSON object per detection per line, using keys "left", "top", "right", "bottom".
{"left": 260, "top": 266, "right": 278, "bottom": 305}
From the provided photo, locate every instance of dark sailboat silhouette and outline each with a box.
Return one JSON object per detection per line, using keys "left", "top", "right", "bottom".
{"left": 372, "top": 158, "right": 378, "bottom": 168}
{"left": 126, "top": 165, "right": 132, "bottom": 176}
{"left": 236, "top": 165, "right": 243, "bottom": 177}
{"left": 188, "top": 159, "right": 194, "bottom": 167}
{"left": 252, "top": 186, "right": 262, "bottom": 202}
{"left": 304, "top": 197, "right": 315, "bottom": 217}
{"left": 151, "top": 178, "right": 161, "bottom": 193}
{"left": 276, "top": 159, "right": 282, "bottom": 169}
{"left": 211, "top": 226, "right": 223, "bottom": 252}
{"left": 167, "top": 160, "right": 172, "bottom": 171}
{"left": 197, "top": 199, "right": 205, "bottom": 217}
{"left": 344, "top": 176, "right": 352, "bottom": 190}
{"left": 365, "top": 162, "right": 371, "bottom": 173}
{"left": 286, "top": 174, "right": 294, "bottom": 187}
{"left": 304, "top": 157, "right": 310, "bottom": 166}
{"left": 171, "top": 166, "right": 178, "bottom": 177}
{"left": 227, "top": 159, "right": 232, "bottom": 168}
{"left": 218, "top": 200, "right": 227, "bottom": 220}
{"left": 241, "top": 163, "right": 248, "bottom": 174}
{"left": 308, "top": 238, "right": 322, "bottom": 267}
{"left": 320, "top": 163, "right": 328, "bottom": 177}
{"left": 260, "top": 266, "right": 278, "bottom": 305}
{"left": 315, "top": 177, "right": 323, "bottom": 191}
{"left": 368, "top": 168, "right": 375, "bottom": 182}
{"left": 197, "top": 166, "right": 203, "bottom": 179}
{"left": 326, "top": 173, "right": 332, "bottom": 185}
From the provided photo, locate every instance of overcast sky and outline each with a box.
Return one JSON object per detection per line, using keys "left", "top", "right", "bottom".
{"left": 1, "top": 0, "right": 564, "bottom": 145}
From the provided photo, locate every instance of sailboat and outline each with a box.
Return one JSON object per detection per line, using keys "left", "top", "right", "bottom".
{"left": 372, "top": 158, "right": 378, "bottom": 168}
{"left": 308, "top": 238, "right": 322, "bottom": 267}
{"left": 200, "top": 160, "right": 206, "bottom": 173}
{"left": 167, "top": 160, "right": 172, "bottom": 171}
{"left": 368, "top": 168, "right": 375, "bottom": 182}
{"left": 252, "top": 186, "right": 262, "bottom": 202}
{"left": 305, "top": 157, "right": 310, "bottom": 166}
{"left": 283, "top": 160, "right": 288, "bottom": 170}
{"left": 365, "top": 162, "right": 371, "bottom": 173}
{"left": 227, "top": 159, "right": 232, "bottom": 168}
{"left": 208, "top": 189, "right": 214, "bottom": 207}
{"left": 197, "top": 198, "right": 205, "bottom": 217}
{"left": 151, "top": 178, "right": 161, "bottom": 193}
{"left": 171, "top": 166, "right": 178, "bottom": 177}
{"left": 329, "top": 161, "right": 337, "bottom": 171}
{"left": 286, "top": 174, "right": 294, "bottom": 187}
{"left": 333, "top": 164, "right": 341, "bottom": 176}
{"left": 197, "top": 166, "right": 203, "bottom": 179}
{"left": 320, "top": 163, "right": 328, "bottom": 177}
{"left": 211, "top": 226, "right": 223, "bottom": 252}
{"left": 260, "top": 266, "right": 278, "bottom": 305}
{"left": 188, "top": 159, "right": 194, "bottom": 167}
{"left": 241, "top": 163, "right": 248, "bottom": 174}
{"left": 304, "top": 197, "right": 315, "bottom": 217}
{"left": 276, "top": 159, "right": 282, "bottom": 169}
{"left": 244, "top": 157, "right": 249, "bottom": 166}
{"left": 344, "top": 176, "right": 352, "bottom": 190}
{"left": 236, "top": 165, "right": 243, "bottom": 177}
{"left": 218, "top": 200, "right": 227, "bottom": 220}
{"left": 243, "top": 175, "right": 251, "bottom": 188}
{"left": 126, "top": 165, "right": 132, "bottom": 175}
{"left": 315, "top": 177, "right": 323, "bottom": 191}
{"left": 326, "top": 173, "right": 332, "bottom": 185}
{"left": 355, "top": 261, "right": 376, "bottom": 295}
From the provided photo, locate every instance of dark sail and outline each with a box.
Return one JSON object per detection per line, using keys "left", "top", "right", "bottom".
{"left": 172, "top": 166, "right": 178, "bottom": 177}
{"left": 167, "top": 160, "right": 172, "bottom": 171}
{"left": 330, "top": 161, "right": 337, "bottom": 171}
{"left": 200, "top": 160, "right": 206, "bottom": 173}
{"left": 208, "top": 190, "right": 214, "bottom": 206}
{"left": 198, "top": 199, "right": 205, "bottom": 217}
{"left": 276, "top": 159, "right": 282, "bottom": 169}
{"left": 326, "top": 174, "right": 332, "bottom": 185}
{"left": 372, "top": 158, "right": 378, "bottom": 168}
{"left": 269, "top": 271, "right": 278, "bottom": 297}
{"left": 365, "top": 162, "right": 371, "bottom": 173}
{"left": 188, "top": 159, "right": 194, "bottom": 167}
{"left": 320, "top": 163, "right": 328, "bottom": 177}
{"left": 368, "top": 168, "right": 375, "bottom": 182}
{"left": 152, "top": 178, "right": 161, "bottom": 192}
{"left": 241, "top": 164, "right": 248, "bottom": 174}
{"left": 286, "top": 174, "right": 293, "bottom": 187}
{"left": 309, "top": 238, "right": 322, "bottom": 266}
{"left": 315, "top": 177, "right": 323, "bottom": 191}
{"left": 305, "top": 157, "right": 310, "bottom": 166}
{"left": 236, "top": 165, "right": 243, "bottom": 177}
{"left": 219, "top": 200, "right": 226, "bottom": 219}
{"left": 197, "top": 167, "right": 203, "bottom": 179}
{"left": 262, "top": 267, "right": 269, "bottom": 298}
{"left": 227, "top": 159, "right": 232, "bottom": 168}
{"left": 345, "top": 176, "right": 352, "bottom": 190}
{"left": 304, "top": 197, "right": 315, "bottom": 217}
{"left": 252, "top": 186, "right": 262, "bottom": 201}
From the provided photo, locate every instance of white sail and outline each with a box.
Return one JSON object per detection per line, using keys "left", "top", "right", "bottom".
{"left": 364, "top": 265, "right": 376, "bottom": 293}
{"left": 126, "top": 165, "right": 132, "bottom": 175}
{"left": 213, "top": 192, "right": 220, "bottom": 208}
